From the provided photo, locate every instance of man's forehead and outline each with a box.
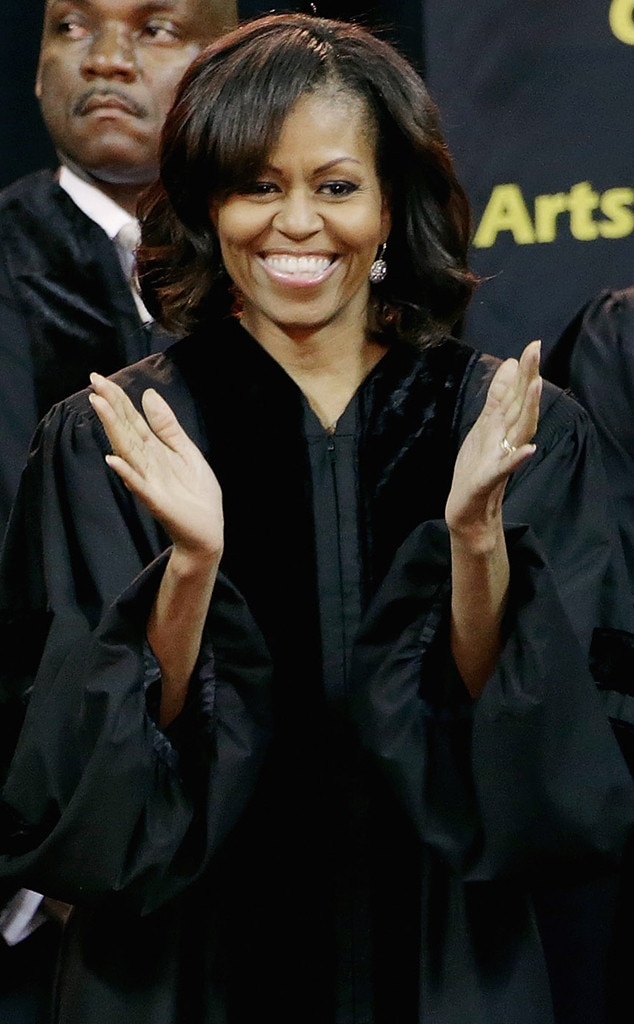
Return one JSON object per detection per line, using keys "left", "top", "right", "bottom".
{"left": 43, "top": 0, "right": 224, "bottom": 16}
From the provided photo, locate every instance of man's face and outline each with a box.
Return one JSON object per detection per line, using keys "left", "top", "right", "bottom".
{"left": 36, "top": 0, "right": 237, "bottom": 187}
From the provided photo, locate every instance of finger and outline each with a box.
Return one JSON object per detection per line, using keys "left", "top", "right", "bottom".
{"left": 491, "top": 341, "right": 540, "bottom": 440}
{"left": 90, "top": 373, "right": 153, "bottom": 444}
{"left": 140, "top": 388, "right": 197, "bottom": 457}
{"left": 484, "top": 357, "right": 518, "bottom": 413}
{"left": 89, "top": 377, "right": 151, "bottom": 471}
{"left": 102, "top": 452, "right": 148, "bottom": 496}
{"left": 90, "top": 372, "right": 137, "bottom": 417}
{"left": 102, "top": 452, "right": 183, "bottom": 527}
{"left": 503, "top": 340, "right": 542, "bottom": 445}
{"left": 519, "top": 337, "right": 541, "bottom": 374}
{"left": 511, "top": 373, "right": 542, "bottom": 447}
{"left": 89, "top": 394, "right": 149, "bottom": 475}
{"left": 515, "top": 339, "right": 541, "bottom": 410}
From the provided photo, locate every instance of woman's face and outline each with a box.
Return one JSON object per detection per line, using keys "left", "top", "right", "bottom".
{"left": 210, "top": 89, "right": 391, "bottom": 343}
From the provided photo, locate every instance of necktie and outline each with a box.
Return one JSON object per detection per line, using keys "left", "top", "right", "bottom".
{"left": 114, "top": 221, "right": 151, "bottom": 323}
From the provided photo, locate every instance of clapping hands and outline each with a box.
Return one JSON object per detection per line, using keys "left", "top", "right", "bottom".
{"left": 445, "top": 339, "right": 542, "bottom": 545}
{"left": 89, "top": 373, "right": 224, "bottom": 563}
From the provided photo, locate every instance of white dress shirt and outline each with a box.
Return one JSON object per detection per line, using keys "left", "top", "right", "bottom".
{"left": 59, "top": 165, "right": 151, "bottom": 322}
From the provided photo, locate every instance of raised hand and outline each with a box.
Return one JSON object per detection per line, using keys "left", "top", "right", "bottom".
{"left": 88, "top": 373, "right": 223, "bottom": 562}
{"left": 445, "top": 339, "right": 542, "bottom": 697}
{"left": 445, "top": 339, "right": 542, "bottom": 544}
{"left": 89, "top": 372, "right": 225, "bottom": 724}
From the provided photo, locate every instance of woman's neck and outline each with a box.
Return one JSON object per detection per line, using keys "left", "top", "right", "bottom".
{"left": 240, "top": 318, "right": 387, "bottom": 430}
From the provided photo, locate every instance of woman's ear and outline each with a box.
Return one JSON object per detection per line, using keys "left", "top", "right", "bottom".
{"left": 380, "top": 189, "right": 392, "bottom": 243}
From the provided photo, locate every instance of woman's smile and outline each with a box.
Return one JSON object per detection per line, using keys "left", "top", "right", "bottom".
{"left": 210, "top": 88, "right": 391, "bottom": 344}
{"left": 258, "top": 252, "right": 337, "bottom": 286}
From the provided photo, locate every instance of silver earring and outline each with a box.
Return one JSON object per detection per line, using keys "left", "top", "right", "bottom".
{"left": 369, "top": 243, "right": 387, "bottom": 284}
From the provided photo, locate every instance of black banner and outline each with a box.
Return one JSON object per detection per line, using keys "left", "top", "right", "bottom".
{"left": 425, "top": 0, "right": 634, "bottom": 357}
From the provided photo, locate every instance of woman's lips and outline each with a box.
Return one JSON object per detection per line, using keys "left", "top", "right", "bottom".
{"left": 260, "top": 254, "right": 337, "bottom": 285}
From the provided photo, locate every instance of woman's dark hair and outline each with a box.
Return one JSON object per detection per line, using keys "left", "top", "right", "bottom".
{"left": 138, "top": 13, "right": 478, "bottom": 345}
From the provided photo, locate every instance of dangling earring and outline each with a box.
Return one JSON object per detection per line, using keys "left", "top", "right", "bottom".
{"left": 369, "top": 242, "right": 387, "bottom": 284}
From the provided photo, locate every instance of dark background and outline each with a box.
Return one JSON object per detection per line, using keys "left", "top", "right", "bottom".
{"left": 3, "top": 1, "right": 633, "bottom": 358}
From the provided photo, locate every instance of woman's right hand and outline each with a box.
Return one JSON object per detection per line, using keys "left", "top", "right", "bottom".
{"left": 89, "top": 372, "right": 223, "bottom": 725}
{"left": 89, "top": 373, "right": 224, "bottom": 565}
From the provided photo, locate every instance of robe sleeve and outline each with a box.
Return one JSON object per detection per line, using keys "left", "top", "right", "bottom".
{"left": 0, "top": 390, "right": 272, "bottom": 914}
{"left": 351, "top": 371, "right": 634, "bottom": 879}
{"left": 0, "top": 261, "right": 39, "bottom": 534}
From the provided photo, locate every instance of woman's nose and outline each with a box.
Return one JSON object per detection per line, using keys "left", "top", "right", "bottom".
{"left": 272, "top": 191, "right": 322, "bottom": 237}
{"left": 80, "top": 25, "right": 138, "bottom": 82}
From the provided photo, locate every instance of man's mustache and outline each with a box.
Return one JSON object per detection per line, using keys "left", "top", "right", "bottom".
{"left": 73, "top": 87, "right": 148, "bottom": 118}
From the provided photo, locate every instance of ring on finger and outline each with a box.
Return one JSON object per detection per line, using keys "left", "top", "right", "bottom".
{"left": 500, "top": 436, "right": 517, "bottom": 455}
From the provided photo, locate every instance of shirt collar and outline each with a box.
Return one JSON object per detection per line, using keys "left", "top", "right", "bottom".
{"left": 58, "top": 165, "right": 136, "bottom": 240}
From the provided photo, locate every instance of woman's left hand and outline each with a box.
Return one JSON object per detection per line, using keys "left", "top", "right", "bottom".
{"left": 445, "top": 339, "right": 542, "bottom": 546}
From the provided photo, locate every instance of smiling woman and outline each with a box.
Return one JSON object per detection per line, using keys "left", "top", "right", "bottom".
{"left": 0, "top": 13, "right": 633, "bottom": 1024}
{"left": 209, "top": 87, "right": 391, "bottom": 417}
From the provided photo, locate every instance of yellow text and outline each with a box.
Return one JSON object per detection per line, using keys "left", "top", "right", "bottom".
{"left": 473, "top": 182, "right": 634, "bottom": 248}
{"left": 610, "top": 0, "right": 634, "bottom": 44}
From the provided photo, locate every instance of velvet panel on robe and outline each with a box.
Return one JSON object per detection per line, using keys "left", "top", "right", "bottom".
{"left": 0, "top": 319, "right": 633, "bottom": 1024}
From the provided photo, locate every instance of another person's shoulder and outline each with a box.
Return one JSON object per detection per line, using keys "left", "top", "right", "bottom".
{"left": 0, "top": 168, "right": 62, "bottom": 221}
{"left": 579, "top": 284, "right": 634, "bottom": 329}
{"left": 0, "top": 168, "right": 92, "bottom": 273}
{"left": 575, "top": 285, "right": 634, "bottom": 360}
{"left": 544, "top": 285, "right": 634, "bottom": 391}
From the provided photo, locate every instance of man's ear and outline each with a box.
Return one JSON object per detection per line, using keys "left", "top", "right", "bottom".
{"left": 35, "top": 60, "right": 43, "bottom": 100}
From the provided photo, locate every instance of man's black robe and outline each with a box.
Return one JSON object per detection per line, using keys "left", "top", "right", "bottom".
{"left": 544, "top": 285, "right": 634, "bottom": 601}
{"left": 0, "top": 169, "right": 170, "bottom": 529}
{"left": 0, "top": 320, "right": 633, "bottom": 1024}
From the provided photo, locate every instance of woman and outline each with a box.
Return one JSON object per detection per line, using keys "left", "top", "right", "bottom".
{"left": 0, "top": 14, "right": 632, "bottom": 1024}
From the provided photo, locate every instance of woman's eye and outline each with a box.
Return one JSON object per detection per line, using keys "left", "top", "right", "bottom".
{"left": 319, "top": 181, "right": 359, "bottom": 198}
{"left": 241, "top": 182, "right": 281, "bottom": 197}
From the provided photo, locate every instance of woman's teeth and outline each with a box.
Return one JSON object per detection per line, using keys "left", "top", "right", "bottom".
{"left": 265, "top": 255, "right": 332, "bottom": 275}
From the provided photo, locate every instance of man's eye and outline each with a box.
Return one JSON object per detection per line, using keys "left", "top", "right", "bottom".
{"left": 319, "top": 181, "right": 359, "bottom": 197}
{"left": 142, "top": 22, "right": 180, "bottom": 43}
{"left": 56, "top": 17, "right": 89, "bottom": 39}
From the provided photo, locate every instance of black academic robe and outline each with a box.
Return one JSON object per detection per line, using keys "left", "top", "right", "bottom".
{"left": 544, "top": 286, "right": 634, "bottom": 602}
{"left": 0, "top": 168, "right": 171, "bottom": 531}
{"left": 0, "top": 319, "right": 633, "bottom": 1024}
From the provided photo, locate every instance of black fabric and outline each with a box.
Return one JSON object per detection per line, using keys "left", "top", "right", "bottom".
{"left": 0, "top": 918, "right": 61, "bottom": 1021}
{"left": 0, "top": 169, "right": 172, "bottom": 531}
{"left": 0, "top": 166, "right": 176, "bottom": 1024}
{"left": 544, "top": 286, "right": 634, "bottom": 604}
{"left": 0, "top": 320, "right": 632, "bottom": 1023}
{"left": 305, "top": 398, "right": 361, "bottom": 704}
